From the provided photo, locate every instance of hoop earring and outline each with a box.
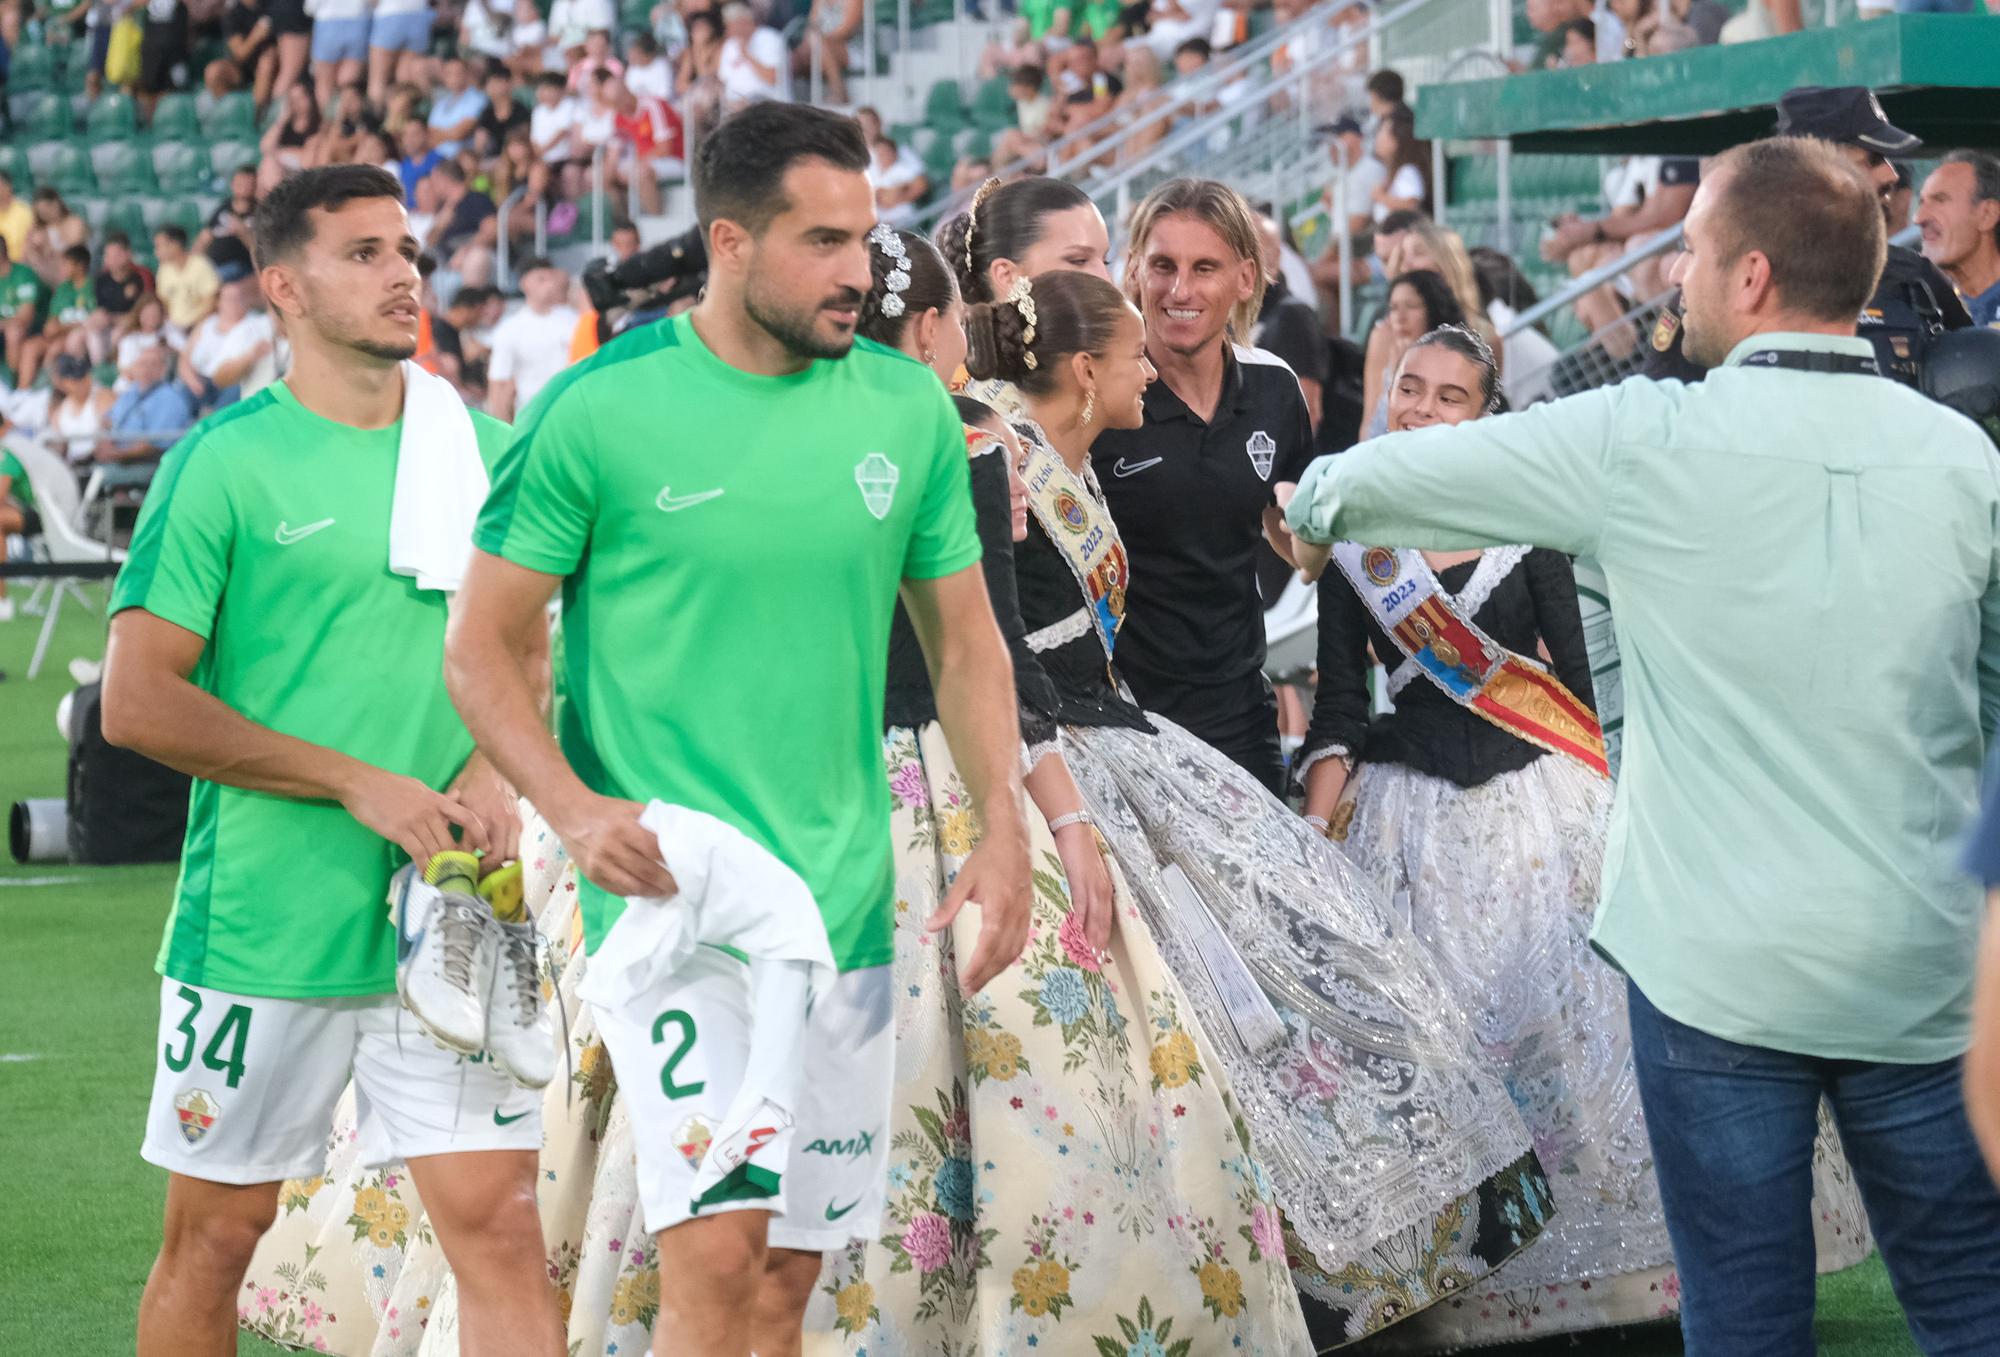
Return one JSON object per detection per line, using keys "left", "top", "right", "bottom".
{"left": 922, "top": 348, "right": 937, "bottom": 365}
{"left": 1080, "top": 390, "right": 1096, "bottom": 426}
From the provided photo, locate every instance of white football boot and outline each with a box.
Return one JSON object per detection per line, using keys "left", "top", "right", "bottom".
{"left": 485, "top": 917, "right": 557, "bottom": 1089}
{"left": 393, "top": 852, "right": 497, "bottom": 1056}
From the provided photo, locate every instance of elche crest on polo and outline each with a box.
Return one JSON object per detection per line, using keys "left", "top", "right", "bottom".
{"left": 1246, "top": 429, "right": 1277, "bottom": 480}
{"left": 855, "top": 452, "right": 900, "bottom": 519}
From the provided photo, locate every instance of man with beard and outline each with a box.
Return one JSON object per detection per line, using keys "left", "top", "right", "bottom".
{"left": 1644, "top": 85, "right": 1971, "bottom": 386}
{"left": 1092, "top": 177, "right": 1316, "bottom": 794}
{"left": 442, "top": 101, "right": 1034, "bottom": 1357}
{"left": 103, "top": 165, "right": 561, "bottom": 1357}
{"left": 1291, "top": 135, "right": 2000, "bottom": 1357}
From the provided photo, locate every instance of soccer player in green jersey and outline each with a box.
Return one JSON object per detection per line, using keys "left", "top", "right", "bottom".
{"left": 446, "top": 103, "right": 1035, "bottom": 1357}
{"left": 102, "top": 166, "right": 563, "bottom": 1357}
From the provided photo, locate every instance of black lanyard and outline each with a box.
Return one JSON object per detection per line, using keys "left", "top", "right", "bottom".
{"left": 1739, "top": 348, "right": 1882, "bottom": 377}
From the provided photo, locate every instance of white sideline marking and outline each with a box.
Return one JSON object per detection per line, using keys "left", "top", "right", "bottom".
{"left": 0, "top": 1053, "right": 43, "bottom": 1063}
{"left": 0, "top": 875, "right": 85, "bottom": 886}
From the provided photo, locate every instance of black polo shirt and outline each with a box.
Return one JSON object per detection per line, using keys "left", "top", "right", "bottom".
{"left": 1090, "top": 342, "right": 1315, "bottom": 711}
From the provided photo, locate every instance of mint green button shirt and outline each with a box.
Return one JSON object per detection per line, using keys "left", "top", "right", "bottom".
{"left": 1288, "top": 333, "right": 2000, "bottom": 1063}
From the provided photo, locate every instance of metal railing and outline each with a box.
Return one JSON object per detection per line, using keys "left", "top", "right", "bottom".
{"left": 908, "top": 0, "right": 1383, "bottom": 235}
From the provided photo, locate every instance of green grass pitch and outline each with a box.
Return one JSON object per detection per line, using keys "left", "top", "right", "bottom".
{"left": 0, "top": 587, "right": 1924, "bottom": 1354}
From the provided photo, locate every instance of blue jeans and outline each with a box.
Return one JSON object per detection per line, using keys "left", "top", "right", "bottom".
{"left": 1627, "top": 981, "right": 2000, "bottom": 1355}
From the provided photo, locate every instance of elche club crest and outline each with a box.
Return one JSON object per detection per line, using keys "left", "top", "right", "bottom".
{"left": 673, "top": 1114, "right": 714, "bottom": 1169}
{"left": 854, "top": 453, "right": 900, "bottom": 520}
{"left": 1246, "top": 430, "right": 1276, "bottom": 481}
{"left": 175, "top": 1089, "right": 220, "bottom": 1145}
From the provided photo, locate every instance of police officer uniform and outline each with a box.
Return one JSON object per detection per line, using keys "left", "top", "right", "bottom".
{"left": 1642, "top": 86, "right": 1972, "bottom": 386}
{"left": 1090, "top": 344, "right": 1315, "bottom": 794}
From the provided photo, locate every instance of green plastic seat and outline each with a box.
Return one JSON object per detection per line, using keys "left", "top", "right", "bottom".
{"left": 922, "top": 78, "right": 965, "bottom": 133}
{"left": 197, "top": 90, "right": 258, "bottom": 142}
{"left": 952, "top": 125, "right": 990, "bottom": 159}
{"left": 90, "top": 141, "right": 158, "bottom": 195}
{"left": 26, "top": 142, "right": 93, "bottom": 195}
{"left": 71, "top": 194, "right": 114, "bottom": 234}
{"left": 140, "top": 197, "right": 203, "bottom": 238}
{"left": 85, "top": 91, "right": 140, "bottom": 141}
{"left": 209, "top": 139, "right": 259, "bottom": 181}
{"left": 150, "top": 92, "right": 201, "bottom": 143}
{"left": 152, "top": 140, "right": 207, "bottom": 194}
{"left": 0, "top": 145, "right": 30, "bottom": 193}
{"left": 18, "top": 91, "right": 68, "bottom": 141}
{"left": 8, "top": 43, "right": 58, "bottom": 94}
{"left": 969, "top": 76, "right": 1015, "bottom": 133}
{"left": 105, "top": 201, "right": 150, "bottom": 245}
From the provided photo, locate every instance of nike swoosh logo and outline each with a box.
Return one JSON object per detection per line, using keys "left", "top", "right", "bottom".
{"left": 493, "top": 1108, "right": 531, "bottom": 1126}
{"left": 274, "top": 517, "right": 336, "bottom": 545}
{"left": 1111, "top": 457, "right": 1162, "bottom": 478}
{"left": 656, "top": 487, "right": 726, "bottom": 513}
{"left": 824, "top": 1197, "right": 861, "bottom": 1221}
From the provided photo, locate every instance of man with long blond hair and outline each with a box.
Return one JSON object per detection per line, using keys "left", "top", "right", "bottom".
{"left": 1092, "top": 177, "right": 1315, "bottom": 794}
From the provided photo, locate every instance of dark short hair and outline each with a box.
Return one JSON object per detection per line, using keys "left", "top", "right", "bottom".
{"left": 965, "top": 270, "right": 1133, "bottom": 398}
{"left": 1560, "top": 16, "right": 1595, "bottom": 46}
{"left": 1377, "top": 207, "right": 1429, "bottom": 237}
{"left": 1712, "top": 136, "right": 1885, "bottom": 323}
{"left": 936, "top": 175, "right": 1095, "bottom": 303}
{"left": 953, "top": 393, "right": 1001, "bottom": 429}
{"left": 450, "top": 283, "right": 495, "bottom": 310}
{"left": 432, "top": 159, "right": 466, "bottom": 184}
{"left": 859, "top": 228, "right": 958, "bottom": 348}
{"left": 1388, "top": 269, "right": 1469, "bottom": 333}
{"left": 1010, "top": 63, "right": 1045, "bottom": 91}
{"left": 254, "top": 163, "right": 407, "bottom": 268}
{"left": 104, "top": 230, "right": 132, "bottom": 250}
{"left": 537, "top": 72, "right": 567, "bottom": 90}
{"left": 63, "top": 244, "right": 91, "bottom": 269}
{"left": 1365, "top": 69, "right": 1405, "bottom": 105}
{"left": 485, "top": 65, "right": 512, "bottom": 82}
{"left": 694, "top": 101, "right": 869, "bottom": 237}
{"left": 516, "top": 254, "right": 557, "bottom": 276}
{"left": 1174, "top": 37, "right": 1211, "bottom": 62}
{"left": 155, "top": 224, "right": 190, "bottom": 248}
{"left": 631, "top": 31, "right": 659, "bottom": 56}
{"left": 234, "top": 163, "right": 258, "bottom": 181}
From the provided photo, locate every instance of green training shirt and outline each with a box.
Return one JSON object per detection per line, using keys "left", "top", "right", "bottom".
{"left": 0, "top": 447, "right": 34, "bottom": 511}
{"left": 112, "top": 381, "right": 513, "bottom": 998}
{"left": 476, "top": 312, "right": 982, "bottom": 971}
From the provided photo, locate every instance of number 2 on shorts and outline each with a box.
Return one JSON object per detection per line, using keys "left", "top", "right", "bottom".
{"left": 162, "top": 984, "right": 253, "bottom": 1089}
{"left": 651, "top": 1009, "right": 705, "bottom": 1100}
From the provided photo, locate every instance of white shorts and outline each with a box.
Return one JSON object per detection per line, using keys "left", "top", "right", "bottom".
{"left": 142, "top": 977, "right": 542, "bottom": 1185}
{"left": 590, "top": 947, "right": 894, "bottom": 1250}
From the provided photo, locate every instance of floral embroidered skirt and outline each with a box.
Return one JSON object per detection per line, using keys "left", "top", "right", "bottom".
{"left": 807, "top": 723, "right": 1313, "bottom": 1355}
{"left": 1060, "top": 718, "right": 1559, "bottom": 1349}
{"left": 1333, "top": 757, "right": 1873, "bottom": 1353}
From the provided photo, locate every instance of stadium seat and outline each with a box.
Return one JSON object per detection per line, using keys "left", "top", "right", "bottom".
{"left": 952, "top": 126, "right": 990, "bottom": 160}
{"left": 0, "top": 145, "right": 30, "bottom": 192}
{"left": 15, "top": 91, "right": 67, "bottom": 141}
{"left": 923, "top": 78, "right": 965, "bottom": 133}
{"left": 90, "top": 141, "right": 158, "bottom": 196}
{"left": 209, "top": 139, "right": 259, "bottom": 180}
{"left": 65, "top": 36, "right": 95, "bottom": 88}
{"left": 969, "top": 76, "right": 1015, "bottom": 133}
{"left": 105, "top": 201, "right": 150, "bottom": 245}
{"left": 197, "top": 90, "right": 258, "bottom": 142}
{"left": 26, "top": 142, "right": 93, "bottom": 195}
{"left": 85, "top": 91, "right": 141, "bottom": 141}
{"left": 907, "top": 125, "right": 939, "bottom": 158}
{"left": 72, "top": 195, "right": 114, "bottom": 234}
{"left": 141, "top": 198, "right": 204, "bottom": 238}
{"left": 150, "top": 92, "right": 201, "bottom": 143}
{"left": 152, "top": 141, "right": 206, "bottom": 194}
{"left": 8, "top": 42, "right": 58, "bottom": 94}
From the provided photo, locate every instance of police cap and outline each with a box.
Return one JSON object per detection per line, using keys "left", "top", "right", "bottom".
{"left": 1774, "top": 86, "right": 1922, "bottom": 156}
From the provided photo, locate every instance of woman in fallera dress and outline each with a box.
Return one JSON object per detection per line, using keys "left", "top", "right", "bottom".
{"left": 964, "top": 271, "right": 1560, "bottom": 1351}
{"left": 1300, "top": 326, "right": 1872, "bottom": 1352}
{"left": 816, "top": 225, "right": 1310, "bottom": 1356}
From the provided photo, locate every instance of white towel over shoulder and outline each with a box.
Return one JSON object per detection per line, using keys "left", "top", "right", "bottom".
{"left": 388, "top": 360, "right": 488, "bottom": 594}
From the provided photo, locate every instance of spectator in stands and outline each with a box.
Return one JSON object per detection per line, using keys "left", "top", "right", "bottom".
{"left": 308, "top": 0, "right": 369, "bottom": 107}
{"left": 178, "top": 277, "right": 276, "bottom": 411}
{"left": 1371, "top": 107, "right": 1430, "bottom": 222}
{"left": 474, "top": 65, "right": 532, "bottom": 156}
{"left": 566, "top": 26, "right": 624, "bottom": 91}
{"left": 262, "top": 0, "right": 312, "bottom": 107}
{"left": 89, "top": 232, "right": 152, "bottom": 349}
{"left": 530, "top": 68, "right": 583, "bottom": 162}
{"left": 868, "top": 133, "right": 929, "bottom": 229}
{"left": 431, "top": 280, "right": 496, "bottom": 391}
{"left": 793, "top": 0, "right": 860, "bottom": 103}
{"left": 993, "top": 63, "right": 1055, "bottom": 169}
{"left": 1542, "top": 152, "right": 1699, "bottom": 344}
{"left": 1139, "top": 0, "right": 1219, "bottom": 61}
{"left": 0, "top": 233, "right": 49, "bottom": 382}
{"left": 1527, "top": 0, "right": 1587, "bottom": 69}
{"left": 715, "top": 1, "right": 788, "bottom": 110}
{"left": 0, "top": 421, "right": 34, "bottom": 622}
{"left": 1319, "top": 115, "right": 1385, "bottom": 238}
{"left": 104, "top": 339, "right": 194, "bottom": 462}
{"left": 626, "top": 30, "right": 672, "bottom": 101}
{"left": 368, "top": 0, "right": 435, "bottom": 103}
{"left": 24, "top": 188, "right": 89, "bottom": 286}
{"left": 549, "top": 0, "right": 616, "bottom": 50}
{"left": 197, "top": 166, "right": 261, "bottom": 279}
{"left": 116, "top": 297, "right": 180, "bottom": 388}
{"left": 355, "top": 128, "right": 397, "bottom": 173}
{"left": 17, "top": 244, "right": 94, "bottom": 390}
{"left": 461, "top": 0, "right": 514, "bottom": 61}
{"left": 1109, "top": 44, "right": 1169, "bottom": 164}
{"left": 312, "top": 82, "right": 380, "bottom": 165}
{"left": 485, "top": 255, "right": 577, "bottom": 419}
{"left": 1252, "top": 210, "right": 1327, "bottom": 432}
{"left": 508, "top": 0, "right": 555, "bottom": 76}
{"left": 380, "top": 79, "right": 426, "bottom": 141}
{"left": 1058, "top": 39, "right": 1121, "bottom": 124}
{"left": 0, "top": 172, "right": 33, "bottom": 264}
{"left": 1359, "top": 268, "right": 1466, "bottom": 435}
{"left": 428, "top": 54, "right": 490, "bottom": 156}
{"left": 952, "top": 153, "right": 993, "bottom": 191}
{"left": 425, "top": 160, "right": 499, "bottom": 280}
{"left": 1668, "top": 0, "right": 1730, "bottom": 44}
{"left": 49, "top": 352, "right": 117, "bottom": 465}
{"left": 258, "top": 79, "right": 323, "bottom": 192}
{"left": 1364, "top": 68, "right": 1407, "bottom": 127}
{"left": 611, "top": 77, "right": 683, "bottom": 211}
{"left": 396, "top": 117, "right": 447, "bottom": 204}
{"left": 1472, "top": 244, "right": 1560, "bottom": 406}
{"left": 1918, "top": 152, "right": 2000, "bottom": 326}
{"left": 1560, "top": 17, "right": 1597, "bottom": 65}
{"left": 490, "top": 126, "right": 538, "bottom": 200}
{"left": 137, "top": 0, "right": 190, "bottom": 120}
{"left": 676, "top": 8, "right": 723, "bottom": 112}
{"left": 210, "top": 0, "right": 277, "bottom": 106}
{"left": 153, "top": 226, "right": 220, "bottom": 334}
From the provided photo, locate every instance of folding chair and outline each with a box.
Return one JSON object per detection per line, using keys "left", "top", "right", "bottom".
{"left": 5, "top": 434, "right": 125, "bottom": 680}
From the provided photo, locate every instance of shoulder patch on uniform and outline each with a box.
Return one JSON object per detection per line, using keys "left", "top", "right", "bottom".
{"left": 1651, "top": 308, "right": 1680, "bottom": 352}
